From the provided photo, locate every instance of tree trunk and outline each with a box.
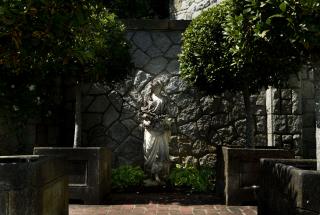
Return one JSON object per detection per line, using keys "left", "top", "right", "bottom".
{"left": 73, "top": 81, "right": 82, "bottom": 148}
{"left": 242, "top": 87, "right": 255, "bottom": 148}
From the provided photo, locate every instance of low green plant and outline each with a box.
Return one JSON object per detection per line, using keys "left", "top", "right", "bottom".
{"left": 169, "top": 164, "right": 215, "bottom": 192}
{"left": 111, "top": 165, "right": 145, "bottom": 191}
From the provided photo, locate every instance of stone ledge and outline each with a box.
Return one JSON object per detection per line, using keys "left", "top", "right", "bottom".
{"left": 259, "top": 159, "right": 319, "bottom": 214}
{"left": 123, "top": 19, "right": 190, "bottom": 30}
{"left": 34, "top": 147, "right": 112, "bottom": 204}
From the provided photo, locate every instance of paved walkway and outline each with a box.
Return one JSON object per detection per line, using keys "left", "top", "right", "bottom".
{"left": 69, "top": 193, "right": 257, "bottom": 215}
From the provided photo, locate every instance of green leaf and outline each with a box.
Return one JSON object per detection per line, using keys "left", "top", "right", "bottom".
{"left": 266, "top": 14, "right": 285, "bottom": 24}
{"left": 279, "top": 2, "right": 287, "bottom": 12}
{"left": 260, "top": 2, "right": 267, "bottom": 7}
{"left": 258, "top": 30, "right": 269, "bottom": 38}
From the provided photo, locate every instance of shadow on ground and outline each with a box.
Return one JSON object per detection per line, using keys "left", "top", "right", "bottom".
{"left": 102, "top": 192, "right": 222, "bottom": 206}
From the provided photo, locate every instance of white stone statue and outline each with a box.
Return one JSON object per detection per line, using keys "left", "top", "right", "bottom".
{"left": 141, "top": 80, "right": 171, "bottom": 183}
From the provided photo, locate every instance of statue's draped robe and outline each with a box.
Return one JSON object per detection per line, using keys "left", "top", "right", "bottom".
{"left": 143, "top": 93, "right": 170, "bottom": 178}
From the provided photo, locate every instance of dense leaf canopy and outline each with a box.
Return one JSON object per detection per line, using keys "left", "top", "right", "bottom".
{"left": 179, "top": 2, "right": 233, "bottom": 94}
{"left": 179, "top": 0, "right": 320, "bottom": 95}
{"left": 0, "top": 0, "right": 131, "bottom": 121}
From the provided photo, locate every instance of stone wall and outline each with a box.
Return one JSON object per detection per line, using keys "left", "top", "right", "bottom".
{"left": 170, "top": 0, "right": 220, "bottom": 20}
{"left": 59, "top": 20, "right": 268, "bottom": 168}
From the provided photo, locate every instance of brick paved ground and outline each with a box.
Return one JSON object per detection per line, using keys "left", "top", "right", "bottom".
{"left": 69, "top": 193, "right": 257, "bottom": 215}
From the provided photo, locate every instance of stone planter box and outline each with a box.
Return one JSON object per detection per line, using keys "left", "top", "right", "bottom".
{"left": 34, "top": 147, "right": 111, "bottom": 204}
{"left": 0, "top": 155, "right": 68, "bottom": 215}
{"left": 258, "top": 158, "right": 320, "bottom": 215}
{"left": 216, "top": 146, "right": 294, "bottom": 205}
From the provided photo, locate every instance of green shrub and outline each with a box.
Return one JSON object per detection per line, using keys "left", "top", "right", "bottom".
{"left": 179, "top": 1, "right": 233, "bottom": 95}
{"left": 169, "top": 164, "right": 215, "bottom": 192}
{"left": 111, "top": 165, "right": 145, "bottom": 191}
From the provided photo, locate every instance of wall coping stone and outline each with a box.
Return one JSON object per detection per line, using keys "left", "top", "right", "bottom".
{"left": 122, "top": 19, "right": 191, "bottom": 30}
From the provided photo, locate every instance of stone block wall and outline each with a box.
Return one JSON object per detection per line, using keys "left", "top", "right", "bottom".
{"left": 266, "top": 64, "right": 317, "bottom": 158}
{"left": 266, "top": 87, "right": 303, "bottom": 154}
{"left": 170, "top": 0, "right": 220, "bottom": 20}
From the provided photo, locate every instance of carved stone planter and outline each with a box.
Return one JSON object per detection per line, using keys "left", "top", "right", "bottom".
{"left": 0, "top": 155, "right": 68, "bottom": 215}
{"left": 34, "top": 147, "right": 111, "bottom": 204}
{"left": 258, "top": 158, "right": 320, "bottom": 215}
{"left": 216, "top": 146, "right": 294, "bottom": 205}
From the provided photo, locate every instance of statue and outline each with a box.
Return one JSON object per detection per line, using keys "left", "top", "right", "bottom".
{"left": 141, "top": 79, "right": 171, "bottom": 183}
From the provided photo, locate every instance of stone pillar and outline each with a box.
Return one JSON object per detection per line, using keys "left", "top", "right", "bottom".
{"left": 300, "top": 65, "right": 316, "bottom": 159}
{"left": 267, "top": 63, "right": 318, "bottom": 159}
{"left": 266, "top": 83, "right": 303, "bottom": 155}
{"left": 312, "top": 57, "right": 320, "bottom": 170}
{"left": 317, "top": 83, "right": 320, "bottom": 170}
{"left": 266, "top": 87, "right": 274, "bottom": 147}
{"left": 317, "top": 122, "right": 320, "bottom": 170}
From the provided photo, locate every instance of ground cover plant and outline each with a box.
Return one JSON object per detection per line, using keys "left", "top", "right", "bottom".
{"left": 111, "top": 164, "right": 215, "bottom": 193}
{"left": 169, "top": 164, "right": 215, "bottom": 192}
{"left": 179, "top": 0, "right": 320, "bottom": 147}
{"left": 111, "top": 165, "right": 145, "bottom": 191}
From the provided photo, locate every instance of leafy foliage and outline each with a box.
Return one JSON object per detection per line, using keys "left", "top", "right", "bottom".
{"left": 67, "top": 8, "right": 131, "bottom": 83}
{"left": 111, "top": 165, "right": 145, "bottom": 191}
{"left": 179, "top": 2, "right": 233, "bottom": 94}
{"left": 0, "top": 1, "right": 131, "bottom": 129}
{"left": 179, "top": 0, "right": 318, "bottom": 95}
{"left": 249, "top": 0, "right": 320, "bottom": 51}
{"left": 169, "top": 164, "right": 215, "bottom": 192}
{"left": 223, "top": 0, "right": 302, "bottom": 93}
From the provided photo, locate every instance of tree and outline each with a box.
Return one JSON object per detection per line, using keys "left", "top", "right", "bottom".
{"left": 67, "top": 6, "right": 131, "bottom": 148}
{"left": 0, "top": 0, "right": 67, "bottom": 152}
{"left": 0, "top": 0, "right": 131, "bottom": 149}
{"left": 179, "top": 0, "right": 319, "bottom": 147}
